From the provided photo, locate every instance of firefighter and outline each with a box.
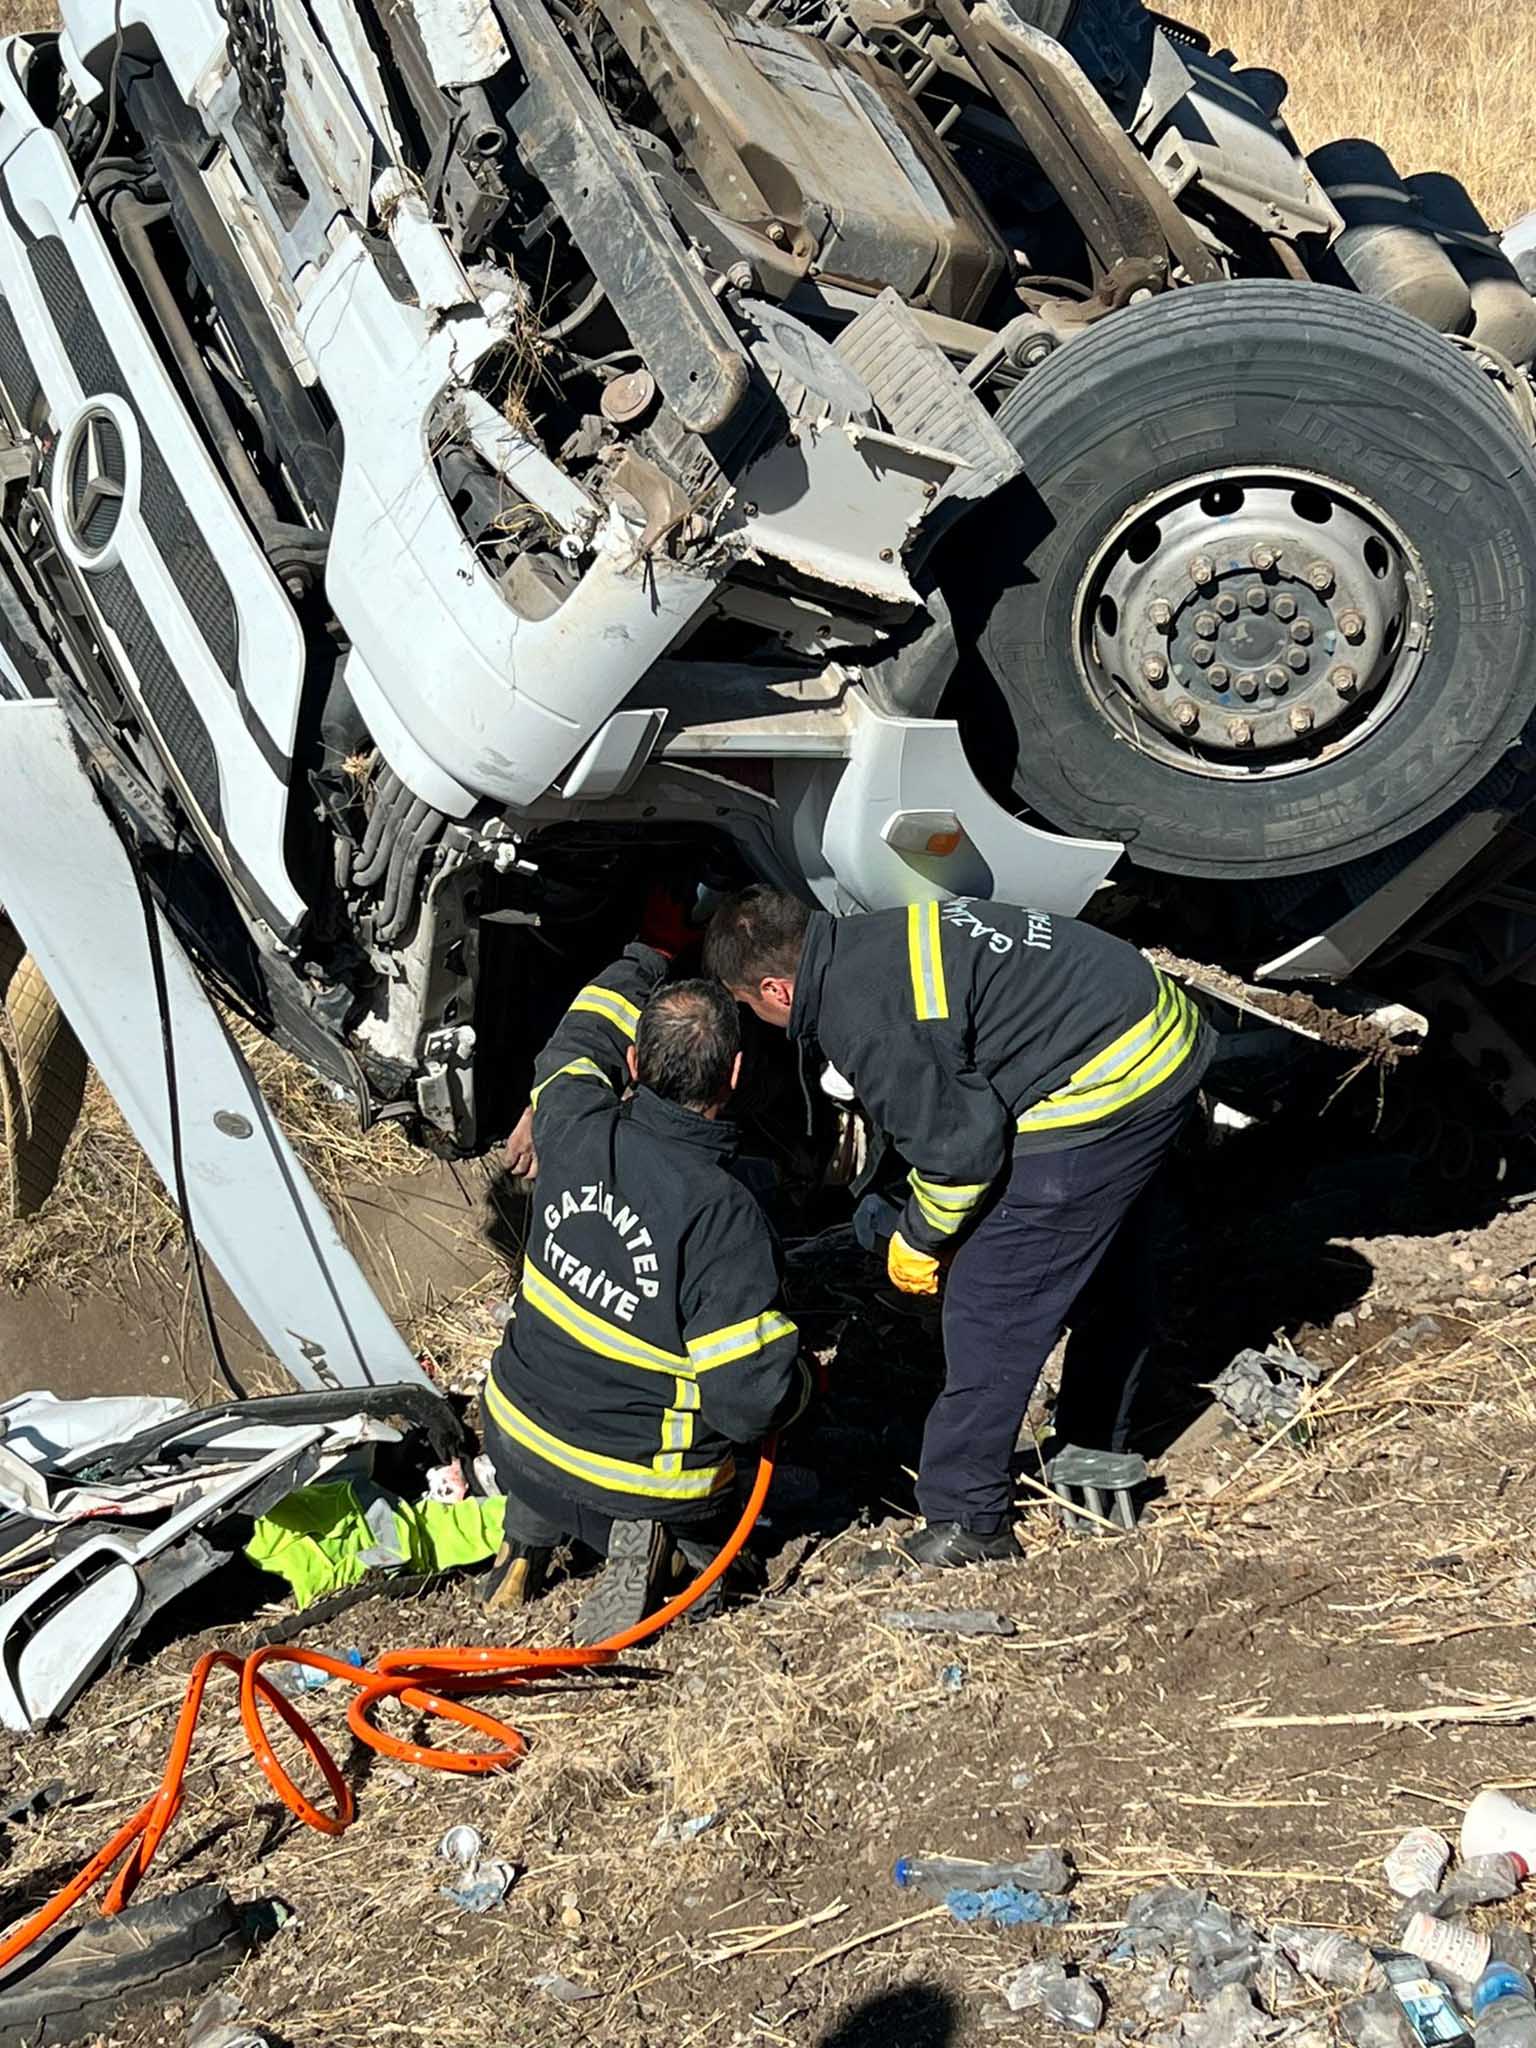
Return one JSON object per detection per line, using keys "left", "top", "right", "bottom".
{"left": 482, "top": 939, "right": 811, "bottom": 1643}
{"left": 704, "top": 888, "right": 1213, "bottom": 1568}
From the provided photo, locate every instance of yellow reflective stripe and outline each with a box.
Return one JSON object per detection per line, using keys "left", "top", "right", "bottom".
{"left": 1063, "top": 974, "right": 1182, "bottom": 1093}
{"left": 569, "top": 984, "right": 642, "bottom": 1039}
{"left": 1018, "top": 982, "right": 1200, "bottom": 1134}
{"left": 485, "top": 1375, "right": 730, "bottom": 1501}
{"left": 908, "top": 1171, "right": 990, "bottom": 1235}
{"left": 685, "top": 1309, "right": 798, "bottom": 1371}
{"left": 530, "top": 1056, "right": 613, "bottom": 1108}
{"left": 521, "top": 1260, "right": 686, "bottom": 1374}
{"left": 906, "top": 901, "right": 949, "bottom": 1022}
{"left": 656, "top": 1376, "right": 700, "bottom": 1478}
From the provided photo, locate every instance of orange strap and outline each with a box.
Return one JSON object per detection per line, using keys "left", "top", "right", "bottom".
{"left": 0, "top": 1445, "right": 775, "bottom": 1972}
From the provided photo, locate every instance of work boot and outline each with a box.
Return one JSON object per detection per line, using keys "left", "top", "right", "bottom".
{"left": 572, "top": 1519, "right": 668, "bottom": 1646}
{"left": 481, "top": 1540, "right": 552, "bottom": 1614}
{"left": 902, "top": 1521, "right": 1023, "bottom": 1569}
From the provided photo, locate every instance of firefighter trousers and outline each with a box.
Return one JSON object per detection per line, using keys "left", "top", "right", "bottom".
{"left": 918, "top": 1085, "right": 1193, "bottom": 1532}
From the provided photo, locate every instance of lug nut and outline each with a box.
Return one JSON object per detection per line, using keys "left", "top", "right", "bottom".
{"left": 1273, "top": 594, "right": 1298, "bottom": 622}
{"left": 1172, "top": 699, "right": 1200, "bottom": 731}
{"left": 1249, "top": 542, "right": 1279, "bottom": 572}
{"left": 1286, "top": 646, "right": 1309, "bottom": 672}
{"left": 1216, "top": 593, "right": 1239, "bottom": 620}
{"left": 1289, "top": 619, "right": 1314, "bottom": 644}
{"left": 1244, "top": 585, "right": 1268, "bottom": 612}
{"left": 1227, "top": 717, "right": 1255, "bottom": 747}
{"left": 1306, "top": 560, "right": 1334, "bottom": 594}
{"left": 1288, "top": 705, "right": 1315, "bottom": 735}
{"left": 1148, "top": 599, "right": 1174, "bottom": 629}
{"left": 1235, "top": 673, "right": 1261, "bottom": 701}
{"left": 1141, "top": 655, "right": 1168, "bottom": 685}
{"left": 1191, "top": 644, "right": 1214, "bottom": 667}
{"left": 1330, "top": 664, "right": 1359, "bottom": 697}
{"left": 1208, "top": 664, "right": 1230, "bottom": 690}
{"left": 1264, "top": 666, "right": 1289, "bottom": 693}
{"left": 1189, "top": 555, "right": 1216, "bottom": 587}
{"left": 1194, "top": 611, "right": 1219, "bottom": 639}
{"left": 1338, "top": 608, "right": 1366, "bottom": 642}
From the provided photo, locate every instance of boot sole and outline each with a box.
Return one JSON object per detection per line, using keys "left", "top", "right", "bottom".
{"left": 573, "top": 1520, "right": 666, "bottom": 1646}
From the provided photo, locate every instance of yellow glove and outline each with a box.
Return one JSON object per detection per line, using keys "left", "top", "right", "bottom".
{"left": 887, "top": 1230, "right": 941, "bottom": 1297}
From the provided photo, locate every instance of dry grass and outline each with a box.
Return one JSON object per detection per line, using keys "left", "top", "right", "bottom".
{"left": 1187, "top": 0, "right": 1536, "bottom": 226}
{"left": 0, "top": 4, "right": 56, "bottom": 30}
{"left": 0, "top": 1024, "right": 425, "bottom": 1296}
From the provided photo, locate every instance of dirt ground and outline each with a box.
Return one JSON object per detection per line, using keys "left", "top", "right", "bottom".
{"left": 6, "top": 1075, "right": 1536, "bottom": 2048}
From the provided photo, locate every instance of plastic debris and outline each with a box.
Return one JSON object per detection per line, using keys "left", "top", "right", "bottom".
{"left": 0, "top": 1780, "right": 67, "bottom": 1827}
{"left": 1440, "top": 1852, "right": 1522, "bottom": 1910}
{"left": 1275, "top": 1923, "right": 1385, "bottom": 1991}
{"left": 1139, "top": 1967, "right": 1187, "bottom": 2022}
{"left": 1386, "top": 1828, "right": 1453, "bottom": 1900}
{"left": 947, "top": 1884, "right": 1071, "bottom": 1928}
{"left": 1207, "top": 1344, "right": 1323, "bottom": 1435}
{"left": 437, "top": 1825, "right": 484, "bottom": 1871}
{"left": 441, "top": 1860, "right": 519, "bottom": 1913}
{"left": 1341, "top": 1988, "right": 1427, "bottom": 2046}
{"left": 651, "top": 1811, "right": 719, "bottom": 1847}
{"left": 896, "top": 1849, "right": 1075, "bottom": 1897}
{"left": 186, "top": 1992, "right": 271, "bottom": 2048}
{"left": 1002, "top": 1960, "right": 1102, "bottom": 2032}
{"left": 532, "top": 1973, "right": 601, "bottom": 2004}
{"left": 1178, "top": 1982, "right": 1265, "bottom": 2048}
{"left": 940, "top": 1663, "right": 967, "bottom": 1693}
{"left": 1122, "top": 1883, "right": 1212, "bottom": 1952}
{"left": 1401, "top": 1909, "right": 1491, "bottom": 1986}
{"left": 272, "top": 1648, "right": 363, "bottom": 1697}
{"left": 882, "top": 1609, "right": 1018, "bottom": 1638}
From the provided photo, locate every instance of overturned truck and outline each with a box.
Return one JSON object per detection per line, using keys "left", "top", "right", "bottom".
{"left": 4, "top": 0, "right": 1536, "bottom": 1356}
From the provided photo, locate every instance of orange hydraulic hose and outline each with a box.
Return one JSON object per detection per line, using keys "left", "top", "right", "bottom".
{"left": 0, "top": 1442, "right": 776, "bottom": 1973}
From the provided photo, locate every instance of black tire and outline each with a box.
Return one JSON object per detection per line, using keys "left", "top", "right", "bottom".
{"left": 969, "top": 280, "right": 1536, "bottom": 879}
{"left": 0, "top": 1883, "right": 250, "bottom": 2047}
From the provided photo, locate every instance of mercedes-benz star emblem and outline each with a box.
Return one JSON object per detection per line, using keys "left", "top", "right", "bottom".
{"left": 65, "top": 409, "right": 127, "bottom": 555}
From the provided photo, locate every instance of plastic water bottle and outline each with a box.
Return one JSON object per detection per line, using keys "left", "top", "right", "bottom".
{"left": 893, "top": 1848, "right": 1073, "bottom": 1897}
{"left": 1473, "top": 1964, "right": 1536, "bottom": 2045}
{"left": 272, "top": 1649, "right": 364, "bottom": 1697}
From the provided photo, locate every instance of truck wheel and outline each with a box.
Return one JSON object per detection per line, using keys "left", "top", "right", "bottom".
{"left": 971, "top": 280, "right": 1536, "bottom": 880}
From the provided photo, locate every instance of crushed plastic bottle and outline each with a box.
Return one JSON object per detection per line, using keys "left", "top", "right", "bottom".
{"left": 1275, "top": 1924, "right": 1385, "bottom": 1992}
{"left": 895, "top": 1848, "right": 1074, "bottom": 1898}
{"left": 1472, "top": 1963, "right": 1536, "bottom": 2045}
{"left": 270, "top": 1648, "right": 364, "bottom": 1697}
{"left": 1185, "top": 1902, "right": 1265, "bottom": 1999}
{"left": 1442, "top": 1856, "right": 1524, "bottom": 1911}
{"left": 1121, "top": 1883, "right": 1211, "bottom": 1956}
{"left": 1387, "top": 1830, "right": 1454, "bottom": 1900}
{"left": 1038, "top": 1970, "right": 1103, "bottom": 2035}
{"left": 1179, "top": 1982, "right": 1265, "bottom": 2048}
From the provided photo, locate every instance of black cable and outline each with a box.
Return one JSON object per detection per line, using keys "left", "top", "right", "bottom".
{"left": 110, "top": 805, "right": 249, "bottom": 1400}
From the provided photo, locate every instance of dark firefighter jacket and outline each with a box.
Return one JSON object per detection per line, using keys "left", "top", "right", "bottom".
{"left": 486, "top": 945, "right": 811, "bottom": 1522}
{"left": 789, "top": 900, "right": 1214, "bottom": 1257}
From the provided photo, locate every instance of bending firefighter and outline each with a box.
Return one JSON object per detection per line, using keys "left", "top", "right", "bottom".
{"left": 705, "top": 890, "right": 1213, "bottom": 1567}
{"left": 482, "top": 942, "right": 811, "bottom": 1643}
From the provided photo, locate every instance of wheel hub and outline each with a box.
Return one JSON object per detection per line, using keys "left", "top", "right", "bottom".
{"left": 1080, "top": 474, "right": 1429, "bottom": 774}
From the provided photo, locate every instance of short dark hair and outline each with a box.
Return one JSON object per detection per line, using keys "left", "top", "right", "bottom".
{"left": 636, "top": 979, "right": 741, "bottom": 1111}
{"left": 702, "top": 886, "right": 813, "bottom": 989}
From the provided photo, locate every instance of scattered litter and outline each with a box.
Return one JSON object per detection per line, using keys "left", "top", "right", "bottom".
{"left": 0, "top": 1780, "right": 67, "bottom": 1826}
{"left": 940, "top": 1663, "right": 967, "bottom": 1692}
{"left": 947, "top": 1884, "right": 1071, "bottom": 1928}
{"left": 651, "top": 1811, "right": 720, "bottom": 1846}
{"left": 272, "top": 1648, "right": 363, "bottom": 1697}
{"left": 1400, "top": 1908, "right": 1491, "bottom": 1986}
{"left": 1177, "top": 1981, "right": 1263, "bottom": 2047}
{"left": 882, "top": 1609, "right": 1017, "bottom": 1638}
{"left": 1274, "top": 1923, "right": 1384, "bottom": 1991}
{"left": 1001, "top": 1958, "right": 1102, "bottom": 2031}
{"left": 185, "top": 1991, "right": 270, "bottom": 2048}
{"left": 1463, "top": 1788, "right": 1536, "bottom": 1867}
{"left": 1440, "top": 1852, "right": 1522, "bottom": 1910}
{"left": 1385, "top": 1827, "right": 1452, "bottom": 1899}
{"left": 1207, "top": 1344, "right": 1324, "bottom": 1435}
{"left": 437, "top": 1825, "right": 484, "bottom": 1870}
{"left": 440, "top": 1859, "right": 519, "bottom": 1914}
{"left": 895, "top": 1849, "right": 1075, "bottom": 1898}
{"left": 1046, "top": 1443, "right": 1147, "bottom": 1534}
{"left": 1139, "top": 1966, "right": 1187, "bottom": 2022}
{"left": 532, "top": 1973, "right": 601, "bottom": 2004}
{"left": 436, "top": 1823, "right": 518, "bottom": 1913}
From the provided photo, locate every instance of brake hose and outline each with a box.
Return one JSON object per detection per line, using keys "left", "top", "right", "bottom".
{"left": 0, "top": 1443, "right": 776, "bottom": 1970}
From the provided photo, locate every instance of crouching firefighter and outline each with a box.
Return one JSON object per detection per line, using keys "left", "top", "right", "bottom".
{"left": 482, "top": 943, "right": 812, "bottom": 1643}
{"left": 705, "top": 889, "right": 1214, "bottom": 1569}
